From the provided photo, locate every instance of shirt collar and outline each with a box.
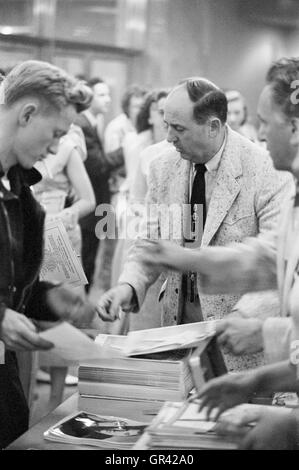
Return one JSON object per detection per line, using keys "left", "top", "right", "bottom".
{"left": 7, "top": 165, "right": 42, "bottom": 196}
{"left": 82, "top": 109, "right": 98, "bottom": 129}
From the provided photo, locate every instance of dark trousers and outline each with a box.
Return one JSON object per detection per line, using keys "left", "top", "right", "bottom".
{"left": 0, "top": 351, "right": 29, "bottom": 449}
{"left": 80, "top": 227, "right": 100, "bottom": 291}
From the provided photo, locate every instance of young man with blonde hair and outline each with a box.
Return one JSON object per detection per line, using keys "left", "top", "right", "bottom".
{"left": 0, "top": 60, "right": 96, "bottom": 448}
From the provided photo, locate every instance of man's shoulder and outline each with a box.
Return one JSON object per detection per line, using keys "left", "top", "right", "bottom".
{"left": 227, "top": 129, "right": 276, "bottom": 172}
{"left": 146, "top": 141, "right": 180, "bottom": 169}
{"left": 226, "top": 127, "right": 265, "bottom": 157}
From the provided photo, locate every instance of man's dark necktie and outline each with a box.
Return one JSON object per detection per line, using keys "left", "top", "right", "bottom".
{"left": 190, "top": 163, "right": 207, "bottom": 238}
{"left": 182, "top": 163, "right": 207, "bottom": 303}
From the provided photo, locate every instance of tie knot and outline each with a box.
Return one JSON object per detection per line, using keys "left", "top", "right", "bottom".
{"left": 195, "top": 163, "right": 206, "bottom": 174}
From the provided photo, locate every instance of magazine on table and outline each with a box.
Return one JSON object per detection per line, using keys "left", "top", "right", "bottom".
{"left": 44, "top": 411, "right": 148, "bottom": 449}
{"left": 134, "top": 400, "right": 271, "bottom": 450}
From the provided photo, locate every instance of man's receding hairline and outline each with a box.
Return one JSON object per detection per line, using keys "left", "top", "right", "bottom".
{"left": 169, "top": 78, "right": 221, "bottom": 100}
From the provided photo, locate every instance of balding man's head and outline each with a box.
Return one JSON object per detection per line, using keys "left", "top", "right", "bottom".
{"left": 171, "top": 78, "right": 227, "bottom": 124}
{"left": 164, "top": 77, "right": 227, "bottom": 164}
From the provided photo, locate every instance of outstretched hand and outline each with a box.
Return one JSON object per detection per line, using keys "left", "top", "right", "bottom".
{"left": 96, "top": 284, "right": 135, "bottom": 322}
{"left": 46, "top": 285, "right": 96, "bottom": 327}
{"left": 139, "top": 239, "right": 187, "bottom": 271}
{"left": 216, "top": 317, "right": 263, "bottom": 355}
{"left": 197, "top": 371, "right": 258, "bottom": 421}
{"left": 239, "top": 407, "right": 298, "bottom": 450}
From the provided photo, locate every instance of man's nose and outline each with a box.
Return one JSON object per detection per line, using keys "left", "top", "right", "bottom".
{"left": 257, "top": 125, "right": 266, "bottom": 142}
{"left": 166, "top": 127, "right": 176, "bottom": 143}
{"left": 48, "top": 139, "right": 60, "bottom": 155}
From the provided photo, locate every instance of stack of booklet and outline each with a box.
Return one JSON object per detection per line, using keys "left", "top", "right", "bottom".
{"left": 44, "top": 411, "right": 147, "bottom": 449}
{"left": 78, "top": 348, "right": 194, "bottom": 406}
{"left": 134, "top": 400, "right": 269, "bottom": 450}
{"left": 78, "top": 322, "right": 216, "bottom": 413}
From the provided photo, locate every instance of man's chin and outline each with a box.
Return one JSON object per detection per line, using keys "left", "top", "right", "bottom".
{"left": 19, "top": 158, "right": 36, "bottom": 170}
{"left": 272, "top": 160, "right": 291, "bottom": 173}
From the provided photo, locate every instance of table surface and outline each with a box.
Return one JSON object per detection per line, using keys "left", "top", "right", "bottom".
{"left": 7, "top": 393, "right": 156, "bottom": 450}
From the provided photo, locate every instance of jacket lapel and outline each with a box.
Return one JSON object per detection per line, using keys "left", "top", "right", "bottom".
{"left": 279, "top": 200, "right": 299, "bottom": 316}
{"left": 169, "top": 155, "right": 190, "bottom": 244}
{"left": 202, "top": 129, "right": 242, "bottom": 246}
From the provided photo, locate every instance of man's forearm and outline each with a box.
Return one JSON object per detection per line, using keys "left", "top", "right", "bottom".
{"left": 252, "top": 360, "right": 298, "bottom": 394}
{"left": 197, "top": 241, "right": 277, "bottom": 294}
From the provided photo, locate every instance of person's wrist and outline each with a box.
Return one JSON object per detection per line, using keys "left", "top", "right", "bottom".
{"left": 248, "top": 369, "right": 263, "bottom": 395}
{"left": 117, "top": 283, "right": 138, "bottom": 311}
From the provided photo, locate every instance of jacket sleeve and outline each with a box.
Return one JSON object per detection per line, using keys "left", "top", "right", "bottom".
{"left": 118, "top": 163, "right": 163, "bottom": 311}
{"left": 198, "top": 233, "right": 278, "bottom": 295}
{"left": 254, "top": 155, "right": 295, "bottom": 238}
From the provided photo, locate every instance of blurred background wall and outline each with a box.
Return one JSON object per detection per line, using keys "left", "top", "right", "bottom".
{"left": 0, "top": 0, "right": 299, "bottom": 122}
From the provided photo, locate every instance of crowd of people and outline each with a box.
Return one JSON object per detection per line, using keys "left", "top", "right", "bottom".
{"left": 1, "top": 55, "right": 299, "bottom": 450}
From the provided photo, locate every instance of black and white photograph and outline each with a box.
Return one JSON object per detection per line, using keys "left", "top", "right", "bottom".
{"left": 0, "top": 0, "right": 299, "bottom": 454}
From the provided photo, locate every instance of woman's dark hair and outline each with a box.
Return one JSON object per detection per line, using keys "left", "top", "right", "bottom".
{"left": 121, "top": 84, "right": 147, "bottom": 117}
{"left": 179, "top": 77, "right": 227, "bottom": 124}
{"left": 88, "top": 77, "right": 104, "bottom": 89}
{"left": 136, "top": 89, "right": 169, "bottom": 133}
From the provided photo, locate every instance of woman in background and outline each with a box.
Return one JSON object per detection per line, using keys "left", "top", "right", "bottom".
{"left": 225, "top": 90, "right": 258, "bottom": 143}
{"left": 34, "top": 123, "right": 95, "bottom": 257}
{"left": 110, "top": 89, "right": 170, "bottom": 334}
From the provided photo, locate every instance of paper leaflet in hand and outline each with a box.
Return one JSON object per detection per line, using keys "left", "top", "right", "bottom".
{"left": 39, "top": 322, "right": 123, "bottom": 364}
{"left": 40, "top": 219, "right": 87, "bottom": 287}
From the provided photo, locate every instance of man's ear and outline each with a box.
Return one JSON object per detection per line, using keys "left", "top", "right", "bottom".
{"left": 208, "top": 118, "right": 221, "bottom": 138}
{"left": 290, "top": 117, "right": 299, "bottom": 147}
{"left": 18, "top": 102, "right": 38, "bottom": 127}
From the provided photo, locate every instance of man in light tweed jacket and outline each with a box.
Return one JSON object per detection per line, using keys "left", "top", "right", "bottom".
{"left": 97, "top": 77, "right": 294, "bottom": 372}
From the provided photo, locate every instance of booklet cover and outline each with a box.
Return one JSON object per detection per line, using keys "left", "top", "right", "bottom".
{"left": 44, "top": 411, "right": 148, "bottom": 449}
{"left": 40, "top": 219, "right": 88, "bottom": 288}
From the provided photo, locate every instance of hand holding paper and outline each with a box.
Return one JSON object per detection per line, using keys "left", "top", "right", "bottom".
{"left": 45, "top": 285, "right": 96, "bottom": 327}
{"left": 0, "top": 308, "right": 54, "bottom": 352}
{"left": 39, "top": 322, "right": 121, "bottom": 363}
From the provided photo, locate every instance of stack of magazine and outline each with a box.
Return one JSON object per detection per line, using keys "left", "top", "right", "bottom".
{"left": 78, "top": 322, "right": 216, "bottom": 413}
{"left": 44, "top": 411, "right": 147, "bottom": 449}
{"left": 79, "top": 348, "right": 194, "bottom": 405}
{"left": 134, "top": 400, "right": 271, "bottom": 450}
